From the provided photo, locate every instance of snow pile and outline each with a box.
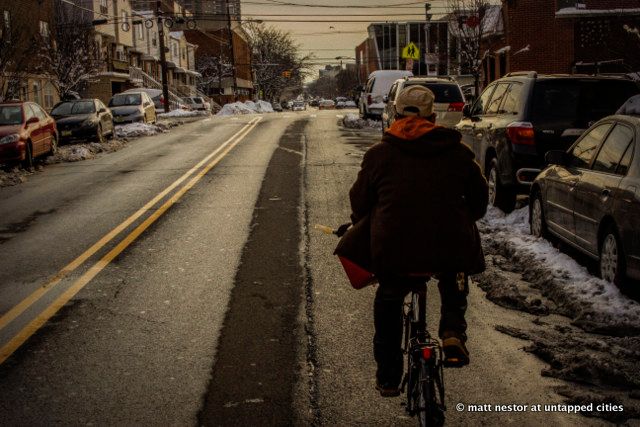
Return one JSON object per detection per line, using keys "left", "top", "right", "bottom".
{"left": 0, "top": 167, "right": 31, "bottom": 187}
{"left": 114, "top": 123, "right": 167, "bottom": 138}
{"left": 342, "top": 113, "right": 383, "bottom": 130}
{"left": 158, "top": 108, "right": 209, "bottom": 118}
{"left": 48, "top": 140, "right": 128, "bottom": 163}
{"left": 216, "top": 100, "right": 274, "bottom": 116}
{"left": 478, "top": 206, "right": 640, "bottom": 334}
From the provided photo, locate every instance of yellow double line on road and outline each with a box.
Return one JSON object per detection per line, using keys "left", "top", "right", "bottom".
{"left": 0, "top": 116, "right": 262, "bottom": 364}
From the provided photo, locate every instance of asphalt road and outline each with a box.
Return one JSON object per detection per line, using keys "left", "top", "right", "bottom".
{"left": 0, "top": 110, "right": 607, "bottom": 426}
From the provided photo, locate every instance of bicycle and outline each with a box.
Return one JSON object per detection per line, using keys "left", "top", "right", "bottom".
{"left": 401, "top": 282, "right": 446, "bottom": 427}
{"left": 320, "top": 223, "right": 447, "bottom": 426}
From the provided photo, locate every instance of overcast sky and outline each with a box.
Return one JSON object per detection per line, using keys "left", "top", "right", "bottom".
{"left": 241, "top": 0, "right": 451, "bottom": 79}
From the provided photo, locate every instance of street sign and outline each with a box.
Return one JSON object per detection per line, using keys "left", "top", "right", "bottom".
{"left": 402, "top": 42, "right": 420, "bottom": 60}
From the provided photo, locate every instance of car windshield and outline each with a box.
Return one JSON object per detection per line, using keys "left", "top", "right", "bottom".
{"left": 405, "top": 83, "right": 464, "bottom": 103}
{"left": 0, "top": 106, "right": 23, "bottom": 125}
{"left": 51, "top": 101, "right": 96, "bottom": 116}
{"left": 531, "top": 79, "right": 639, "bottom": 125}
{"left": 109, "top": 94, "right": 142, "bottom": 107}
{"left": 193, "top": 97, "right": 203, "bottom": 103}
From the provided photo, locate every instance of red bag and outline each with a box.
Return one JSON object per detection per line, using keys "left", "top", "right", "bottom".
{"left": 334, "top": 216, "right": 376, "bottom": 289}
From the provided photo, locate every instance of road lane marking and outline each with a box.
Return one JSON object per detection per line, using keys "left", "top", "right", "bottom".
{"left": 0, "top": 117, "right": 262, "bottom": 365}
{"left": 0, "top": 117, "right": 260, "bottom": 336}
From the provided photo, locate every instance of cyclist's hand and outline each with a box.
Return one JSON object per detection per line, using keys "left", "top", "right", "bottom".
{"left": 335, "top": 223, "right": 351, "bottom": 237}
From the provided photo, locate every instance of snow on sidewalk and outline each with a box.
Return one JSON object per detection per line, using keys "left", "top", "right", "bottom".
{"left": 479, "top": 206, "right": 640, "bottom": 334}
{"left": 114, "top": 122, "right": 168, "bottom": 139}
{"left": 341, "top": 113, "right": 382, "bottom": 130}
{"left": 158, "top": 108, "right": 210, "bottom": 118}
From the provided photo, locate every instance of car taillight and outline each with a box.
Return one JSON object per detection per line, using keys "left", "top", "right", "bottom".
{"left": 367, "top": 95, "right": 372, "bottom": 105}
{"left": 507, "top": 122, "right": 536, "bottom": 145}
{"left": 447, "top": 102, "right": 465, "bottom": 112}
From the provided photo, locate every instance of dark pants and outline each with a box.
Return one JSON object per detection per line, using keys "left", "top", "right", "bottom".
{"left": 373, "top": 273, "right": 469, "bottom": 387}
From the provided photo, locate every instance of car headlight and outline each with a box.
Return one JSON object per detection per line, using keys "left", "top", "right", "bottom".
{"left": 0, "top": 134, "right": 20, "bottom": 145}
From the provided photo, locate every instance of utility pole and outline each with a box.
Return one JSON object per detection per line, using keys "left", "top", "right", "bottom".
{"left": 157, "top": 0, "right": 170, "bottom": 112}
{"left": 226, "top": 0, "right": 237, "bottom": 102}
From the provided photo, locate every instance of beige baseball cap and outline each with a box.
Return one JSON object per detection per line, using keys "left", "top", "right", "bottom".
{"left": 395, "top": 85, "right": 435, "bottom": 117}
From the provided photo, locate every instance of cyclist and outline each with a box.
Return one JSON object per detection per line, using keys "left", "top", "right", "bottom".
{"left": 348, "top": 85, "right": 489, "bottom": 397}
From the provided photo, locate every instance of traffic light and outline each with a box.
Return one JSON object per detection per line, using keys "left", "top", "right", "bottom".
{"left": 282, "top": 70, "right": 292, "bottom": 78}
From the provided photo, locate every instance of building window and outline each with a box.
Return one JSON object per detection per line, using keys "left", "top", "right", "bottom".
{"left": 33, "top": 82, "right": 41, "bottom": 106}
{"left": 39, "top": 21, "right": 50, "bottom": 40}
{"left": 151, "top": 31, "right": 157, "bottom": 47}
{"left": 100, "top": 0, "right": 108, "bottom": 15}
{"left": 2, "top": 10, "right": 10, "bottom": 40}
{"left": 136, "top": 22, "right": 144, "bottom": 40}
{"left": 173, "top": 42, "right": 178, "bottom": 57}
{"left": 44, "top": 83, "right": 54, "bottom": 109}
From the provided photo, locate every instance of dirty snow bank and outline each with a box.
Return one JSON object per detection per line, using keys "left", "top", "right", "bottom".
{"left": 50, "top": 140, "right": 128, "bottom": 163}
{"left": 158, "top": 108, "right": 209, "bottom": 118}
{"left": 216, "top": 100, "right": 274, "bottom": 116}
{"left": 478, "top": 206, "right": 640, "bottom": 335}
{"left": 341, "top": 113, "right": 382, "bottom": 130}
{"left": 114, "top": 122, "right": 169, "bottom": 139}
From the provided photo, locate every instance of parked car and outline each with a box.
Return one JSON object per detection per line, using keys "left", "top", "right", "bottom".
{"left": 318, "top": 99, "right": 336, "bottom": 110}
{"left": 0, "top": 101, "right": 57, "bottom": 168}
{"left": 271, "top": 102, "right": 283, "bottom": 112}
{"left": 122, "top": 88, "right": 164, "bottom": 110}
{"left": 530, "top": 114, "right": 640, "bottom": 287}
{"left": 456, "top": 72, "right": 640, "bottom": 212}
{"left": 309, "top": 99, "right": 319, "bottom": 107}
{"left": 292, "top": 101, "right": 306, "bottom": 111}
{"left": 51, "top": 99, "right": 114, "bottom": 143}
{"left": 183, "top": 96, "right": 211, "bottom": 111}
{"left": 382, "top": 76, "right": 466, "bottom": 129}
{"left": 108, "top": 91, "right": 157, "bottom": 124}
{"left": 343, "top": 100, "right": 357, "bottom": 109}
{"left": 359, "top": 70, "right": 413, "bottom": 119}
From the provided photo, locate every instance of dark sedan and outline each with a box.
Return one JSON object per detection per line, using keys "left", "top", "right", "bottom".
{"left": 51, "top": 99, "right": 114, "bottom": 143}
{"left": 530, "top": 115, "right": 640, "bottom": 287}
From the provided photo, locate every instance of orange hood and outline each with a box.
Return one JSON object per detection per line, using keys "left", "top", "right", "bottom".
{"left": 385, "top": 116, "right": 440, "bottom": 140}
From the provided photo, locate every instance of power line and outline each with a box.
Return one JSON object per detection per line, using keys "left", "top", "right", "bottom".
{"left": 246, "top": 0, "right": 436, "bottom": 8}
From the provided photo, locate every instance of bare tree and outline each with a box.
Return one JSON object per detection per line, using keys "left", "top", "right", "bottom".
{"left": 195, "top": 53, "right": 233, "bottom": 95}
{"left": 39, "top": 1, "right": 102, "bottom": 99}
{"left": 244, "top": 22, "right": 312, "bottom": 101}
{"left": 0, "top": 3, "right": 40, "bottom": 100}
{"left": 447, "top": 0, "right": 490, "bottom": 94}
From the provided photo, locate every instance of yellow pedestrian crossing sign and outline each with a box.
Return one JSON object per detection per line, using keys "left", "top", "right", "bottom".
{"left": 402, "top": 42, "right": 420, "bottom": 60}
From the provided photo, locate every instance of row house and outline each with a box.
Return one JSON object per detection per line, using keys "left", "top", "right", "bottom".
{"left": 0, "top": 0, "right": 59, "bottom": 109}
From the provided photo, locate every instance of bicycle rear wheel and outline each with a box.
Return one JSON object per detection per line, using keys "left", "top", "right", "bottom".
{"left": 416, "top": 360, "right": 445, "bottom": 427}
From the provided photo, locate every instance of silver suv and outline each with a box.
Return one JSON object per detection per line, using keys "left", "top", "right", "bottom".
{"left": 382, "top": 76, "right": 466, "bottom": 129}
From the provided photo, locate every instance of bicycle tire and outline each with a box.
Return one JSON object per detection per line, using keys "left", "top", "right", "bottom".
{"left": 416, "top": 361, "right": 445, "bottom": 427}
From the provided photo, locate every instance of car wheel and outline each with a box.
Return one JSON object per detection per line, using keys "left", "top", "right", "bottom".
{"left": 22, "top": 142, "right": 33, "bottom": 169}
{"left": 599, "top": 225, "right": 626, "bottom": 287}
{"left": 530, "top": 191, "right": 548, "bottom": 238}
{"left": 49, "top": 135, "right": 58, "bottom": 156}
{"left": 96, "top": 124, "right": 105, "bottom": 143}
{"left": 488, "top": 158, "right": 516, "bottom": 213}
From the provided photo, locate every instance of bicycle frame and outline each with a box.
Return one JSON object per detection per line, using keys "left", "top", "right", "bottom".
{"left": 401, "top": 285, "right": 446, "bottom": 427}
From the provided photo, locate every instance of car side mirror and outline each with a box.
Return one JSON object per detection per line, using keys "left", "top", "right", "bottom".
{"left": 25, "top": 117, "right": 39, "bottom": 125}
{"left": 98, "top": 108, "right": 107, "bottom": 113}
{"left": 545, "top": 150, "right": 567, "bottom": 166}
{"left": 383, "top": 95, "right": 389, "bottom": 104}
{"left": 144, "top": 102, "right": 151, "bottom": 107}
{"left": 462, "top": 104, "right": 471, "bottom": 118}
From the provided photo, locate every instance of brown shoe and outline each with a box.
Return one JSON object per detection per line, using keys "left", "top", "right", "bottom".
{"left": 442, "top": 334, "right": 470, "bottom": 367}
{"left": 376, "top": 382, "right": 401, "bottom": 397}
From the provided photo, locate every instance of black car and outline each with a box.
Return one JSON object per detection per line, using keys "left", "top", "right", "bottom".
{"left": 530, "top": 114, "right": 640, "bottom": 287}
{"left": 457, "top": 72, "right": 640, "bottom": 212}
{"left": 51, "top": 99, "right": 114, "bottom": 143}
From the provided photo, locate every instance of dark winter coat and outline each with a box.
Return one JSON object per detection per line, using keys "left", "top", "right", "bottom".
{"left": 349, "top": 116, "right": 488, "bottom": 275}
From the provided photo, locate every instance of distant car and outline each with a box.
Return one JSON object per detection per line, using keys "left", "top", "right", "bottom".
{"left": 343, "top": 100, "right": 357, "bottom": 109}
{"left": 271, "top": 102, "right": 283, "bottom": 112}
{"left": 0, "top": 101, "right": 57, "bottom": 168}
{"left": 457, "top": 72, "right": 640, "bottom": 213}
{"left": 309, "top": 99, "right": 319, "bottom": 107}
{"left": 318, "top": 99, "right": 336, "bottom": 110}
{"left": 382, "top": 76, "right": 465, "bottom": 130}
{"left": 530, "top": 114, "right": 640, "bottom": 287}
{"left": 51, "top": 99, "right": 114, "bottom": 143}
{"left": 359, "top": 70, "right": 413, "bottom": 119}
{"left": 183, "top": 96, "right": 211, "bottom": 111}
{"left": 292, "top": 101, "right": 306, "bottom": 111}
{"left": 108, "top": 92, "right": 157, "bottom": 124}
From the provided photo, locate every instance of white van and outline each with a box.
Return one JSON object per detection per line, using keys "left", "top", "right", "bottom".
{"left": 359, "top": 70, "right": 413, "bottom": 119}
